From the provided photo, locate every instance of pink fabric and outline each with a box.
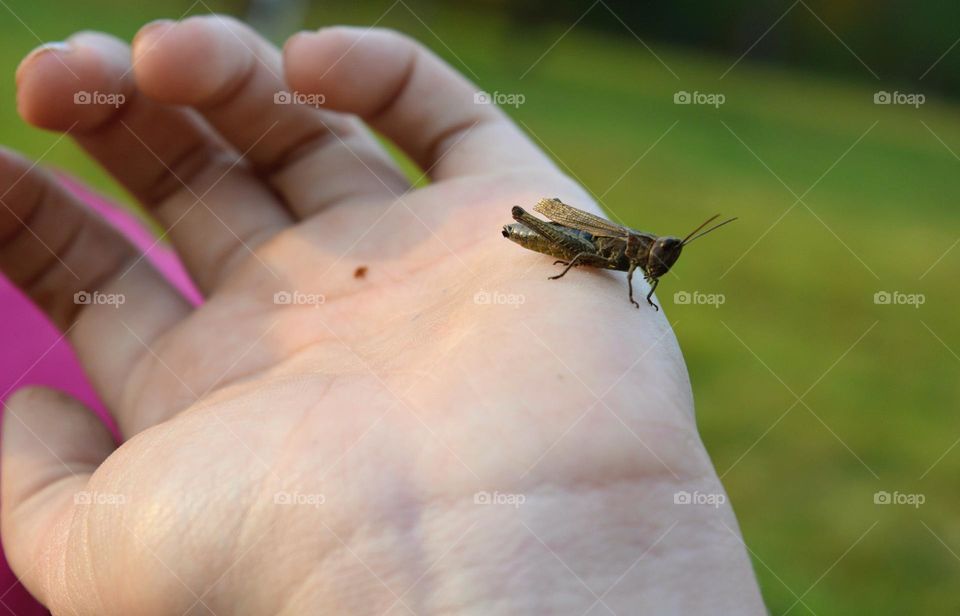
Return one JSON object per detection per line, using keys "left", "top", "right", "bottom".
{"left": 0, "top": 175, "right": 201, "bottom": 614}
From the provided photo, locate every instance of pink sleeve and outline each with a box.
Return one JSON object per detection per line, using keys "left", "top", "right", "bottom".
{"left": 0, "top": 174, "right": 201, "bottom": 614}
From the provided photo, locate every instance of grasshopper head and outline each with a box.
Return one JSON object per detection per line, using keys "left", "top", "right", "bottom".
{"left": 645, "top": 214, "right": 738, "bottom": 279}
{"left": 645, "top": 237, "right": 683, "bottom": 279}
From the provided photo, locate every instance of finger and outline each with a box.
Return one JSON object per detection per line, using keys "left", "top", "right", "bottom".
{"left": 284, "top": 27, "right": 555, "bottom": 181}
{"left": 0, "top": 148, "right": 191, "bottom": 418}
{"left": 1, "top": 387, "right": 115, "bottom": 615}
{"left": 132, "top": 15, "right": 408, "bottom": 217}
{"left": 16, "top": 32, "right": 291, "bottom": 292}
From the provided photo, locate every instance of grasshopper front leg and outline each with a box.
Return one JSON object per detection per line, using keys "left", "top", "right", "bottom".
{"left": 626, "top": 264, "right": 641, "bottom": 309}
{"left": 627, "top": 266, "right": 660, "bottom": 310}
{"left": 644, "top": 276, "right": 659, "bottom": 311}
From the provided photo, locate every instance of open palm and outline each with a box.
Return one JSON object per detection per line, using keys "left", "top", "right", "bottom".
{"left": 1, "top": 17, "right": 764, "bottom": 615}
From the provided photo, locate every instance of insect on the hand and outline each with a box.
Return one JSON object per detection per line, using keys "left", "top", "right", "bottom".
{"left": 501, "top": 198, "right": 736, "bottom": 310}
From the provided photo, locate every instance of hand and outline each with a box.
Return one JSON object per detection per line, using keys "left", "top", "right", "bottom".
{"left": 1, "top": 16, "right": 765, "bottom": 614}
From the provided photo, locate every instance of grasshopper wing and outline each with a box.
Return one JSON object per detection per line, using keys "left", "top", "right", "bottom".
{"left": 534, "top": 198, "right": 630, "bottom": 238}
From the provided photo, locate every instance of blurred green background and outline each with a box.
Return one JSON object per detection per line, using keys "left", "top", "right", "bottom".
{"left": 2, "top": 0, "right": 958, "bottom": 613}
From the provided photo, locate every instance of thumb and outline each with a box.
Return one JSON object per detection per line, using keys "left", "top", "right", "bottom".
{"left": 1, "top": 386, "right": 115, "bottom": 613}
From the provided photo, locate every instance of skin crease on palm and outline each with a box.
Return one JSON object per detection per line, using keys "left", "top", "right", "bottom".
{"left": 0, "top": 15, "right": 767, "bottom": 615}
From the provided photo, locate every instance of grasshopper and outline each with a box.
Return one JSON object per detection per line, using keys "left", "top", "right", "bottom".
{"left": 502, "top": 198, "right": 736, "bottom": 310}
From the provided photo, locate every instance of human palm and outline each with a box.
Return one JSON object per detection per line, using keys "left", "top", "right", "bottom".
{"left": 1, "top": 16, "right": 764, "bottom": 615}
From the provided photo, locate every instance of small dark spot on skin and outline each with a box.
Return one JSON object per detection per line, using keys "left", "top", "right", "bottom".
{"left": 354, "top": 266, "right": 367, "bottom": 279}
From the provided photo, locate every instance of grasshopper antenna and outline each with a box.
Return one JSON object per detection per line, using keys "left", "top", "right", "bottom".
{"left": 682, "top": 215, "right": 737, "bottom": 246}
{"left": 681, "top": 214, "right": 720, "bottom": 244}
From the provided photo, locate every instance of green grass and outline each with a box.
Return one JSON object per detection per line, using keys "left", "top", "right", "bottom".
{"left": 2, "top": 1, "right": 959, "bottom": 613}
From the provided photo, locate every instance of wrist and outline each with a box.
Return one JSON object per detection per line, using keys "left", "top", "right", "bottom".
{"left": 283, "top": 476, "right": 765, "bottom": 614}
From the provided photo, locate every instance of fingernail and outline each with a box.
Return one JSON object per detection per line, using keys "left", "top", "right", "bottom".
{"left": 16, "top": 42, "right": 70, "bottom": 85}
{"left": 132, "top": 19, "right": 175, "bottom": 52}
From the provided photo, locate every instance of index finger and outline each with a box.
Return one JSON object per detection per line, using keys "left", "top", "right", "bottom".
{"left": 283, "top": 27, "right": 556, "bottom": 181}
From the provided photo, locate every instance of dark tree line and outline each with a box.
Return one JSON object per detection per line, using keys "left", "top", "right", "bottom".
{"left": 491, "top": 0, "right": 960, "bottom": 95}
{"left": 217, "top": 0, "right": 960, "bottom": 95}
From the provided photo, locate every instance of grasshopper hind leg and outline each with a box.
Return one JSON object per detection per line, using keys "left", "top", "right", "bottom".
{"left": 548, "top": 252, "right": 595, "bottom": 279}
